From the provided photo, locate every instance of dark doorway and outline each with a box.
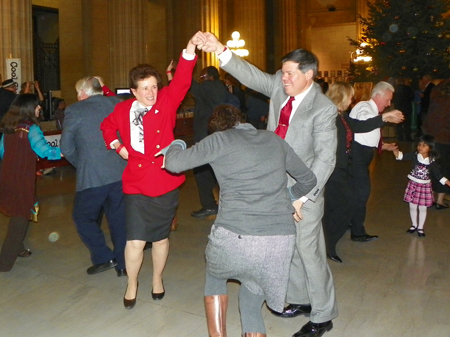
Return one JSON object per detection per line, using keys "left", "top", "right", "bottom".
{"left": 32, "top": 6, "right": 60, "bottom": 93}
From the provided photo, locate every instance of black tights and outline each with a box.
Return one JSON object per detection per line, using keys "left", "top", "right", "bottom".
{"left": 0, "top": 217, "right": 29, "bottom": 272}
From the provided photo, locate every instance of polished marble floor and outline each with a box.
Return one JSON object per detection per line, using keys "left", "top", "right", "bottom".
{"left": 1, "top": 141, "right": 450, "bottom": 337}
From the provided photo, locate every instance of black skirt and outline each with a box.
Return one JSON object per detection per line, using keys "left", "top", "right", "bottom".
{"left": 124, "top": 189, "right": 178, "bottom": 242}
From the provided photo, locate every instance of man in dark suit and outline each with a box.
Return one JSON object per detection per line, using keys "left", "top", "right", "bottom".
{"left": 61, "top": 77, "right": 127, "bottom": 277}
{"left": 189, "top": 66, "right": 227, "bottom": 219}
{"left": 196, "top": 33, "right": 338, "bottom": 337}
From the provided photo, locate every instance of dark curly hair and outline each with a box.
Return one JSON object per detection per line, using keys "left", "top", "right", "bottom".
{"left": 0, "top": 94, "right": 40, "bottom": 134}
{"left": 129, "top": 64, "right": 163, "bottom": 90}
{"left": 208, "top": 104, "right": 243, "bottom": 133}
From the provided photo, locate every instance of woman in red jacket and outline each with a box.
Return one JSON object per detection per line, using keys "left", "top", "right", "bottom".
{"left": 101, "top": 33, "right": 201, "bottom": 309}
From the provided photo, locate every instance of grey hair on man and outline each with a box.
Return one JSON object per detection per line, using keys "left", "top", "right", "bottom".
{"left": 371, "top": 81, "right": 395, "bottom": 98}
{"left": 75, "top": 76, "right": 103, "bottom": 98}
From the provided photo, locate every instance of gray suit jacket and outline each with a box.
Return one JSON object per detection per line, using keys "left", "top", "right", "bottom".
{"left": 222, "top": 55, "right": 337, "bottom": 202}
{"left": 61, "top": 95, "right": 126, "bottom": 192}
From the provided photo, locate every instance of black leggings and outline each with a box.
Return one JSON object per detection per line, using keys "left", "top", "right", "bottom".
{"left": 0, "top": 217, "right": 29, "bottom": 272}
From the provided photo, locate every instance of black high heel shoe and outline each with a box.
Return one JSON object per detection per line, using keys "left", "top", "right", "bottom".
{"left": 151, "top": 282, "right": 165, "bottom": 300}
{"left": 406, "top": 226, "right": 417, "bottom": 234}
{"left": 123, "top": 282, "right": 138, "bottom": 309}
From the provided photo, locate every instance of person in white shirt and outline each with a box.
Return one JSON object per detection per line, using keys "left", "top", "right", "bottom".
{"left": 349, "top": 81, "right": 401, "bottom": 242}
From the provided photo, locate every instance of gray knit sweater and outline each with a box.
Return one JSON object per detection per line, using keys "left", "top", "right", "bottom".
{"left": 165, "top": 123, "right": 317, "bottom": 235}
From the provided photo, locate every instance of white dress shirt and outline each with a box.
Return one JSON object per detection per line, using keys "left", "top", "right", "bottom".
{"left": 349, "top": 99, "right": 380, "bottom": 147}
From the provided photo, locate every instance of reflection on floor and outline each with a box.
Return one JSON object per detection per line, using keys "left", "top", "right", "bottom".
{"left": 1, "top": 141, "right": 449, "bottom": 337}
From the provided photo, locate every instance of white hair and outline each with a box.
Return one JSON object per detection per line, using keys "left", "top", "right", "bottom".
{"left": 75, "top": 76, "right": 103, "bottom": 97}
{"left": 371, "top": 81, "right": 395, "bottom": 98}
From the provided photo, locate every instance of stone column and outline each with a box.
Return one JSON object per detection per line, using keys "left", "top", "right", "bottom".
{"left": 0, "top": 0, "right": 33, "bottom": 83}
{"left": 200, "top": 0, "right": 220, "bottom": 69}
{"left": 276, "top": 0, "right": 298, "bottom": 57}
{"left": 108, "top": 0, "right": 149, "bottom": 88}
{"left": 234, "top": 0, "right": 265, "bottom": 70}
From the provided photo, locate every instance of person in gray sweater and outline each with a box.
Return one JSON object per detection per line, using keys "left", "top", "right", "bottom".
{"left": 159, "top": 104, "right": 316, "bottom": 337}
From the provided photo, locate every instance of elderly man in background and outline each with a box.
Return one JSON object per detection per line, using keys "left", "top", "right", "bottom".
{"left": 61, "top": 77, "right": 127, "bottom": 277}
{"left": 349, "top": 81, "right": 401, "bottom": 242}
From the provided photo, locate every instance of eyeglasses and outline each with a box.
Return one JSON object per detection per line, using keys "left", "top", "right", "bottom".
{"left": 199, "top": 74, "right": 208, "bottom": 79}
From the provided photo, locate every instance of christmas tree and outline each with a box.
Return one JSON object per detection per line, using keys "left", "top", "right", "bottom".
{"left": 349, "top": 0, "right": 450, "bottom": 81}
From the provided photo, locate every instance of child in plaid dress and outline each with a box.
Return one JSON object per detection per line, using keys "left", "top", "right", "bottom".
{"left": 393, "top": 135, "right": 450, "bottom": 237}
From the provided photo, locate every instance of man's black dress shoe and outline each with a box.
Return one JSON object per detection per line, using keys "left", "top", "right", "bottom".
{"left": 151, "top": 289, "right": 165, "bottom": 300}
{"left": 435, "top": 203, "right": 449, "bottom": 210}
{"left": 191, "top": 208, "right": 218, "bottom": 219}
{"left": 350, "top": 234, "right": 378, "bottom": 242}
{"left": 292, "top": 320, "right": 333, "bottom": 337}
{"left": 86, "top": 259, "right": 117, "bottom": 275}
{"left": 272, "top": 303, "right": 312, "bottom": 318}
{"left": 327, "top": 254, "right": 342, "bottom": 263}
{"left": 116, "top": 269, "right": 127, "bottom": 277}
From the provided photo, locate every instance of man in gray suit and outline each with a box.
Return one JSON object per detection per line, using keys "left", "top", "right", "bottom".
{"left": 61, "top": 77, "right": 127, "bottom": 277}
{"left": 195, "top": 33, "right": 338, "bottom": 337}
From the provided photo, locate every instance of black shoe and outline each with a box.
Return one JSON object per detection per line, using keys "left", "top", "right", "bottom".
{"left": 151, "top": 289, "right": 165, "bottom": 300}
{"left": 435, "top": 203, "right": 449, "bottom": 210}
{"left": 272, "top": 303, "right": 312, "bottom": 318}
{"left": 143, "top": 242, "right": 152, "bottom": 250}
{"left": 327, "top": 254, "right": 342, "bottom": 263}
{"left": 351, "top": 234, "right": 378, "bottom": 242}
{"left": 406, "top": 226, "right": 417, "bottom": 234}
{"left": 116, "top": 268, "right": 127, "bottom": 277}
{"left": 124, "top": 282, "right": 138, "bottom": 309}
{"left": 293, "top": 320, "right": 333, "bottom": 337}
{"left": 191, "top": 208, "right": 218, "bottom": 219}
{"left": 18, "top": 249, "right": 32, "bottom": 258}
{"left": 417, "top": 229, "right": 426, "bottom": 237}
{"left": 86, "top": 259, "right": 117, "bottom": 275}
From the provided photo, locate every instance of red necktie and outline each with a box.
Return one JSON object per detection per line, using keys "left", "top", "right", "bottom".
{"left": 275, "top": 96, "right": 295, "bottom": 139}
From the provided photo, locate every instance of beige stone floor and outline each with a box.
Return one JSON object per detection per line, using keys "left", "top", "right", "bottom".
{"left": 1, "top": 140, "right": 450, "bottom": 337}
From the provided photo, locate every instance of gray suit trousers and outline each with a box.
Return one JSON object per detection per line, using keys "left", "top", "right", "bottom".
{"left": 286, "top": 192, "right": 338, "bottom": 323}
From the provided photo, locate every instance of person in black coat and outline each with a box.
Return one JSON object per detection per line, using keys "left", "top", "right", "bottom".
{"left": 393, "top": 78, "right": 414, "bottom": 141}
{"left": 323, "top": 82, "right": 404, "bottom": 263}
{"left": 189, "top": 66, "right": 227, "bottom": 219}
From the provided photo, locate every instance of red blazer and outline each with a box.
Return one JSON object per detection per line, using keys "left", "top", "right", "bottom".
{"left": 101, "top": 53, "right": 197, "bottom": 197}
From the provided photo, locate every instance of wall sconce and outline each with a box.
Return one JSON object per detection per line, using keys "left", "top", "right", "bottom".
{"left": 226, "top": 31, "right": 249, "bottom": 57}
{"left": 351, "top": 42, "right": 372, "bottom": 63}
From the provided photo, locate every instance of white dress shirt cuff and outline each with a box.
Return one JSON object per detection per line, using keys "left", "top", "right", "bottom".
{"left": 218, "top": 47, "right": 233, "bottom": 66}
{"left": 110, "top": 140, "right": 119, "bottom": 149}
{"left": 182, "top": 49, "right": 196, "bottom": 61}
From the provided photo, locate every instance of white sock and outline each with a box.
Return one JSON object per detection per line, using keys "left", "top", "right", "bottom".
{"left": 409, "top": 203, "right": 418, "bottom": 228}
{"left": 417, "top": 205, "right": 427, "bottom": 230}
